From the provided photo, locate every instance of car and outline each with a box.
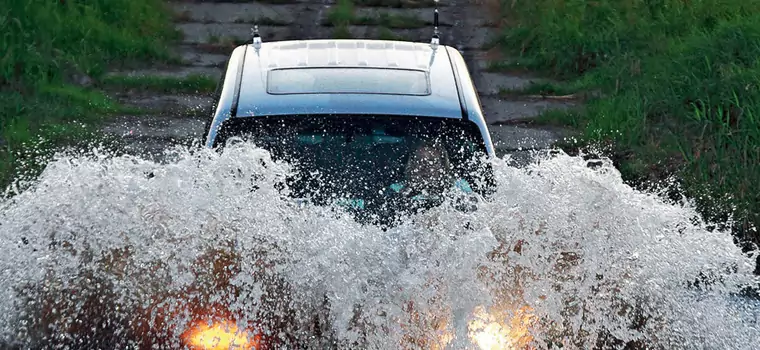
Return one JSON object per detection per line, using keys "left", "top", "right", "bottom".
{"left": 27, "top": 21, "right": 510, "bottom": 350}
{"left": 201, "top": 27, "right": 497, "bottom": 228}
{"left": 179, "top": 28, "right": 500, "bottom": 349}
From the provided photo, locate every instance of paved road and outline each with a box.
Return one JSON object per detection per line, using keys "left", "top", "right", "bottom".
{"left": 101, "top": 0, "right": 579, "bottom": 165}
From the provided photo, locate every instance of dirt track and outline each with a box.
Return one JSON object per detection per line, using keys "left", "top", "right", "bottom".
{"left": 101, "top": 0, "right": 578, "bottom": 164}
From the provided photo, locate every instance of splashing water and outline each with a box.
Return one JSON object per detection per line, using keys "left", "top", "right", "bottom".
{"left": 0, "top": 142, "right": 758, "bottom": 349}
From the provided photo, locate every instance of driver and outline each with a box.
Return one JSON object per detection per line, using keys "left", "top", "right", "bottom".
{"left": 387, "top": 139, "right": 474, "bottom": 209}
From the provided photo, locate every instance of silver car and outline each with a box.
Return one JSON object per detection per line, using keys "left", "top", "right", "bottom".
{"left": 202, "top": 32, "right": 496, "bottom": 226}
{"left": 23, "top": 32, "right": 503, "bottom": 350}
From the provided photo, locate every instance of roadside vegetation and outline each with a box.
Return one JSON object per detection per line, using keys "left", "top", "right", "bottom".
{"left": 327, "top": 0, "right": 427, "bottom": 39}
{"left": 0, "top": 0, "right": 179, "bottom": 189}
{"left": 355, "top": 12, "right": 428, "bottom": 29}
{"left": 354, "top": 0, "right": 438, "bottom": 8}
{"left": 328, "top": 0, "right": 357, "bottom": 38}
{"left": 494, "top": 0, "right": 760, "bottom": 254}
{"left": 326, "top": 8, "right": 428, "bottom": 29}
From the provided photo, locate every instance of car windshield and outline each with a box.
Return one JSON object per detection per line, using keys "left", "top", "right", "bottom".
{"left": 213, "top": 115, "right": 492, "bottom": 218}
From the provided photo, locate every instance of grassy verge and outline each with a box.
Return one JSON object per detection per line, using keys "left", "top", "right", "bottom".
{"left": 495, "top": 0, "right": 760, "bottom": 254}
{"left": 326, "top": 0, "right": 429, "bottom": 38}
{"left": 356, "top": 13, "right": 428, "bottom": 29}
{"left": 328, "top": 0, "right": 356, "bottom": 38}
{"left": 0, "top": 87, "right": 142, "bottom": 188}
{"left": 1, "top": 0, "right": 179, "bottom": 190}
{"left": 354, "top": 0, "right": 438, "bottom": 8}
{"left": 325, "top": 10, "right": 428, "bottom": 29}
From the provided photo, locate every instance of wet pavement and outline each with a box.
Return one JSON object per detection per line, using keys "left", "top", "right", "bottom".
{"left": 101, "top": 0, "right": 580, "bottom": 162}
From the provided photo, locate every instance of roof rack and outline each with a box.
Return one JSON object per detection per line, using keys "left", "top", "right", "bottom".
{"left": 430, "top": 0, "right": 440, "bottom": 49}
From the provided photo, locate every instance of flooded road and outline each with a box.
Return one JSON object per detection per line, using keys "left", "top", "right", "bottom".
{"left": 2, "top": 1, "right": 758, "bottom": 349}
{"left": 0, "top": 144, "right": 758, "bottom": 349}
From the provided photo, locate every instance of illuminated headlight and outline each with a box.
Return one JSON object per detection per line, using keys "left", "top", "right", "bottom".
{"left": 469, "top": 320, "right": 510, "bottom": 349}
{"left": 181, "top": 319, "right": 259, "bottom": 350}
{"left": 467, "top": 305, "right": 536, "bottom": 350}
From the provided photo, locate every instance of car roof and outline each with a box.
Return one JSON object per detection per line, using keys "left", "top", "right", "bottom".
{"left": 233, "top": 39, "right": 465, "bottom": 119}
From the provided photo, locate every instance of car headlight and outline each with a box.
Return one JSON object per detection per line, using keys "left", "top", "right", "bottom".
{"left": 467, "top": 305, "right": 536, "bottom": 350}
{"left": 180, "top": 319, "right": 260, "bottom": 350}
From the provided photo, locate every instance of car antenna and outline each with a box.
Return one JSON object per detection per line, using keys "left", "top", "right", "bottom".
{"left": 252, "top": 25, "right": 262, "bottom": 50}
{"left": 430, "top": 0, "right": 440, "bottom": 49}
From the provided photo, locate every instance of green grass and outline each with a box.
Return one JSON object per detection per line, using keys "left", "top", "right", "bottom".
{"left": 359, "top": 13, "right": 428, "bottom": 29}
{"left": 325, "top": 1, "right": 429, "bottom": 29}
{"left": 99, "top": 74, "right": 219, "bottom": 94}
{"left": 1, "top": 0, "right": 179, "bottom": 84}
{"left": 328, "top": 0, "right": 356, "bottom": 27}
{"left": 0, "top": 0, "right": 179, "bottom": 190}
{"left": 328, "top": 12, "right": 429, "bottom": 29}
{"left": 497, "top": 0, "right": 760, "bottom": 248}
{"left": 354, "top": 0, "right": 439, "bottom": 8}
{"left": 207, "top": 34, "right": 222, "bottom": 44}
{"left": 0, "top": 86, "right": 140, "bottom": 188}
{"left": 326, "top": 0, "right": 425, "bottom": 39}
{"left": 328, "top": 0, "right": 356, "bottom": 38}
